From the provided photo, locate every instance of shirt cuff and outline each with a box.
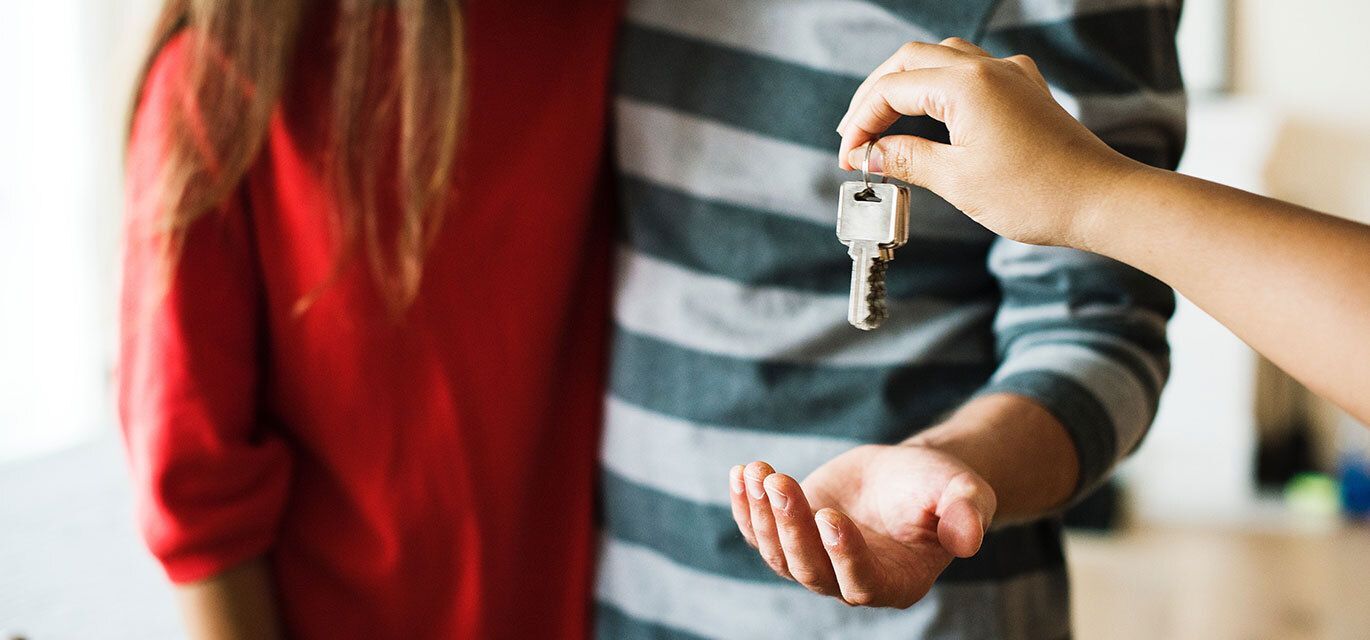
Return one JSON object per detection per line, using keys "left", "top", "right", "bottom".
{"left": 978, "top": 370, "right": 1122, "bottom": 500}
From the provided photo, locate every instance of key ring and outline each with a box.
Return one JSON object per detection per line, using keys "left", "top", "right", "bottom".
{"left": 860, "top": 139, "right": 886, "bottom": 189}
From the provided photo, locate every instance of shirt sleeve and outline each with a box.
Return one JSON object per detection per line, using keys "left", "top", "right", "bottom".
{"left": 972, "top": 0, "right": 1185, "bottom": 497}
{"left": 118, "top": 34, "right": 292, "bottom": 584}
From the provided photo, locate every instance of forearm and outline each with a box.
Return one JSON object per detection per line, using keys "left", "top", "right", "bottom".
{"left": 1081, "top": 166, "right": 1370, "bottom": 423}
{"left": 177, "top": 557, "right": 283, "bottom": 640}
{"left": 906, "top": 393, "right": 1079, "bottom": 522}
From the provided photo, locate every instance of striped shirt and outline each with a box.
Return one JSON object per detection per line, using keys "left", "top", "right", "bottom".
{"left": 598, "top": 1, "right": 1185, "bottom": 638}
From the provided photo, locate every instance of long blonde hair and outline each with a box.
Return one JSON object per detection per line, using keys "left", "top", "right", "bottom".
{"left": 131, "top": 0, "right": 465, "bottom": 312}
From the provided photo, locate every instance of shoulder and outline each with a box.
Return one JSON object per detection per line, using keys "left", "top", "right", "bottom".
{"left": 132, "top": 31, "right": 195, "bottom": 134}
{"left": 127, "top": 31, "right": 199, "bottom": 185}
{"left": 126, "top": 32, "right": 197, "bottom": 227}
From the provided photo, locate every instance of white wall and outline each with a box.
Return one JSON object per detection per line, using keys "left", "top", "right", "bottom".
{"left": 0, "top": 3, "right": 107, "bottom": 461}
{"left": 0, "top": 0, "right": 159, "bottom": 462}
{"left": 1233, "top": 0, "right": 1370, "bottom": 225}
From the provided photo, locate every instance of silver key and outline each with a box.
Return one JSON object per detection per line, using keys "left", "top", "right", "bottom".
{"left": 837, "top": 180, "right": 909, "bottom": 330}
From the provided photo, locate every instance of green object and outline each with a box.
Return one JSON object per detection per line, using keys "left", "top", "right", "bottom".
{"left": 1284, "top": 472, "right": 1342, "bottom": 517}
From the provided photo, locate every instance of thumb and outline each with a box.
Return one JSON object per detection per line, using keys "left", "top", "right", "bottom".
{"left": 934, "top": 471, "right": 996, "bottom": 558}
{"left": 845, "top": 135, "right": 949, "bottom": 191}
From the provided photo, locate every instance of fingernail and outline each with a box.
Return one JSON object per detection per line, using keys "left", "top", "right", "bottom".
{"left": 816, "top": 517, "right": 839, "bottom": 547}
{"left": 836, "top": 113, "right": 850, "bottom": 134}
{"left": 846, "top": 144, "right": 883, "bottom": 173}
{"left": 730, "top": 466, "right": 745, "bottom": 495}
{"left": 746, "top": 474, "right": 766, "bottom": 500}
{"left": 766, "top": 484, "right": 789, "bottom": 511}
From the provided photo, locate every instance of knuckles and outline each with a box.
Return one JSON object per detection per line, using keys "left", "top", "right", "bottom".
{"left": 950, "top": 58, "right": 1030, "bottom": 99}
{"left": 1004, "top": 54, "right": 1043, "bottom": 82}
{"left": 1006, "top": 53, "right": 1038, "bottom": 70}
{"left": 897, "top": 40, "right": 929, "bottom": 59}
{"left": 839, "top": 582, "right": 934, "bottom": 609}
{"left": 939, "top": 36, "right": 972, "bottom": 49}
{"left": 959, "top": 58, "right": 999, "bottom": 84}
{"left": 792, "top": 570, "right": 829, "bottom": 591}
{"left": 761, "top": 551, "right": 789, "bottom": 574}
{"left": 842, "top": 589, "right": 880, "bottom": 607}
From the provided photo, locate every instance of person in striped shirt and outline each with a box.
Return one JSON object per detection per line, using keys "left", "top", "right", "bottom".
{"left": 598, "top": 1, "right": 1185, "bottom": 638}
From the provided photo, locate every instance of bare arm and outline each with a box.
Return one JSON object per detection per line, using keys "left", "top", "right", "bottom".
{"left": 1082, "top": 166, "right": 1370, "bottom": 423}
{"left": 177, "top": 558, "right": 283, "bottom": 640}
{"left": 837, "top": 39, "right": 1370, "bottom": 424}
{"left": 122, "top": 36, "right": 293, "bottom": 638}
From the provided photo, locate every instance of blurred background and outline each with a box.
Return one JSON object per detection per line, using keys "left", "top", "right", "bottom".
{"left": 2, "top": 0, "right": 1369, "bottom": 638}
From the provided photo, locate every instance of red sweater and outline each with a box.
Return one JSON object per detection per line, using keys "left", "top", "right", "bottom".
{"left": 118, "top": 3, "right": 617, "bottom": 638}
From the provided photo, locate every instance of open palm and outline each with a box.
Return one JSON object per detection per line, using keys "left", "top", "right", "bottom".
{"left": 730, "top": 444, "right": 996, "bottom": 608}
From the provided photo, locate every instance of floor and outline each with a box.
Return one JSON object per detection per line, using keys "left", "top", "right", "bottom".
{"left": 0, "top": 438, "right": 182, "bottom": 640}
{"left": 1068, "top": 524, "right": 1370, "bottom": 640}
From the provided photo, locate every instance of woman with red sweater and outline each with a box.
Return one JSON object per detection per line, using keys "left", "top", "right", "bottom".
{"left": 119, "top": 2, "right": 618, "bottom": 637}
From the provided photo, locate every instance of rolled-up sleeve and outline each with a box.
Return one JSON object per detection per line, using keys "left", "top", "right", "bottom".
{"left": 974, "top": 0, "right": 1185, "bottom": 496}
{"left": 118, "top": 34, "right": 291, "bottom": 584}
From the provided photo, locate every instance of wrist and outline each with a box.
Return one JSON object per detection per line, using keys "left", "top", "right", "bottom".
{"left": 903, "top": 393, "right": 1079, "bottom": 520}
{"left": 901, "top": 417, "right": 1000, "bottom": 486}
{"left": 1064, "top": 154, "right": 1153, "bottom": 254}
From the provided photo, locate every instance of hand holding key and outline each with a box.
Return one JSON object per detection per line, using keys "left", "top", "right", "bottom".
{"left": 834, "top": 37, "right": 1139, "bottom": 249}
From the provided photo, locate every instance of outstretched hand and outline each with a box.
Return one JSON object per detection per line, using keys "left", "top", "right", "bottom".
{"left": 729, "top": 444, "right": 996, "bottom": 608}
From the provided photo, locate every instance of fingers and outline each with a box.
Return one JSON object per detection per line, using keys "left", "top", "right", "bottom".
{"left": 837, "top": 40, "right": 1052, "bottom": 173}
{"left": 763, "top": 473, "right": 839, "bottom": 595}
{"left": 935, "top": 471, "right": 996, "bottom": 558}
{"left": 843, "top": 134, "right": 949, "bottom": 190}
{"left": 815, "top": 508, "right": 886, "bottom": 606}
{"left": 837, "top": 39, "right": 987, "bottom": 135}
{"left": 837, "top": 67, "right": 961, "bottom": 170}
{"left": 744, "top": 461, "right": 790, "bottom": 579}
{"left": 938, "top": 500, "right": 986, "bottom": 558}
{"left": 729, "top": 465, "right": 756, "bottom": 547}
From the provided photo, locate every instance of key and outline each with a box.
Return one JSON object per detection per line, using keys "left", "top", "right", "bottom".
{"left": 836, "top": 180, "right": 909, "bottom": 330}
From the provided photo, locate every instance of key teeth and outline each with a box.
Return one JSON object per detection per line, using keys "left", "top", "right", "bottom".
{"left": 855, "top": 258, "right": 889, "bottom": 330}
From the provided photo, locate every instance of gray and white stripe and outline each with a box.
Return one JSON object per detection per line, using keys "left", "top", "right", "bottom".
{"left": 986, "top": 0, "right": 1179, "bottom": 30}
{"left": 600, "top": 397, "right": 859, "bottom": 507}
{"left": 629, "top": 0, "right": 1179, "bottom": 77}
{"left": 616, "top": 98, "right": 988, "bottom": 241}
{"left": 1054, "top": 90, "right": 1188, "bottom": 145}
{"left": 628, "top": 0, "right": 932, "bottom": 78}
{"left": 994, "top": 301, "right": 1171, "bottom": 336}
{"left": 991, "top": 341, "right": 1155, "bottom": 452}
{"left": 1006, "top": 327, "right": 1167, "bottom": 392}
{"left": 597, "top": 536, "right": 1071, "bottom": 640}
{"left": 989, "top": 239, "right": 1114, "bottom": 279}
{"left": 615, "top": 247, "right": 996, "bottom": 367}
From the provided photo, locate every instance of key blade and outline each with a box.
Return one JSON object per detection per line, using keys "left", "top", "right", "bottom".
{"left": 847, "top": 243, "right": 888, "bottom": 331}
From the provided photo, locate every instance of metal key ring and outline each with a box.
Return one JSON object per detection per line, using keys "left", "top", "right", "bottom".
{"left": 861, "top": 140, "right": 875, "bottom": 189}
{"left": 860, "top": 139, "right": 887, "bottom": 189}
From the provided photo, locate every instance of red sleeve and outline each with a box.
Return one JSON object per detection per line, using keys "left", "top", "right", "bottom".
{"left": 118, "top": 34, "right": 292, "bottom": 584}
